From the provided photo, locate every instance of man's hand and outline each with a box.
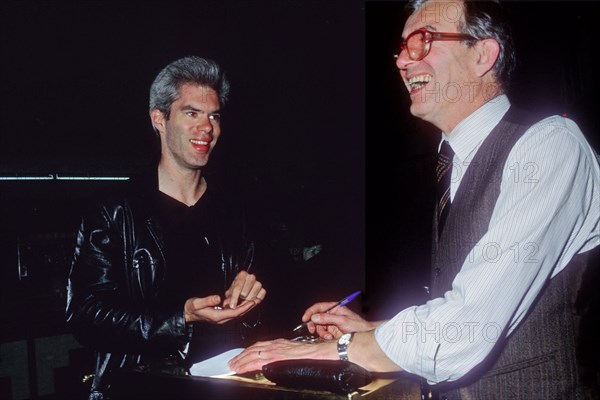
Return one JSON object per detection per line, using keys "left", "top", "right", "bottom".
{"left": 184, "top": 295, "right": 255, "bottom": 324}
{"left": 183, "top": 271, "right": 266, "bottom": 324}
{"left": 228, "top": 338, "right": 336, "bottom": 374}
{"left": 302, "top": 302, "right": 379, "bottom": 340}
{"left": 229, "top": 331, "right": 401, "bottom": 375}
{"left": 223, "top": 270, "right": 266, "bottom": 309}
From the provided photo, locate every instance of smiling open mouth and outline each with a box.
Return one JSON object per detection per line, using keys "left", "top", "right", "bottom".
{"left": 407, "top": 74, "right": 432, "bottom": 93}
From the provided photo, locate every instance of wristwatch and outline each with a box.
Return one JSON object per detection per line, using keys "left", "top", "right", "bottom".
{"left": 337, "top": 332, "right": 354, "bottom": 361}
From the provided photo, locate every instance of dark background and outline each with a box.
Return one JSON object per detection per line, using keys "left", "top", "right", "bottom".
{"left": 1, "top": 1, "right": 600, "bottom": 399}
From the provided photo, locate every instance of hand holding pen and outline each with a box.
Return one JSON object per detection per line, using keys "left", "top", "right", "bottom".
{"left": 293, "top": 291, "right": 374, "bottom": 340}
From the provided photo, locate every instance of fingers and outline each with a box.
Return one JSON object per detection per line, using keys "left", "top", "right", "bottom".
{"left": 310, "top": 312, "right": 347, "bottom": 328}
{"left": 228, "top": 343, "right": 271, "bottom": 374}
{"left": 231, "top": 271, "right": 256, "bottom": 307}
{"left": 210, "top": 300, "right": 256, "bottom": 323}
{"left": 184, "top": 295, "right": 221, "bottom": 322}
{"left": 228, "top": 338, "right": 326, "bottom": 374}
{"left": 312, "top": 316, "right": 342, "bottom": 340}
{"left": 225, "top": 271, "right": 266, "bottom": 309}
{"left": 247, "top": 284, "right": 266, "bottom": 303}
{"left": 300, "top": 303, "right": 368, "bottom": 338}
{"left": 228, "top": 339, "right": 301, "bottom": 374}
{"left": 315, "top": 324, "right": 341, "bottom": 340}
{"left": 301, "top": 302, "right": 338, "bottom": 323}
{"left": 312, "top": 309, "right": 370, "bottom": 334}
{"left": 301, "top": 301, "right": 349, "bottom": 335}
{"left": 185, "top": 295, "right": 256, "bottom": 324}
{"left": 227, "top": 288, "right": 266, "bottom": 309}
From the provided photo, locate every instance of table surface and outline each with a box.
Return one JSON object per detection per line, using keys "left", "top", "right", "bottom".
{"left": 110, "top": 364, "right": 422, "bottom": 400}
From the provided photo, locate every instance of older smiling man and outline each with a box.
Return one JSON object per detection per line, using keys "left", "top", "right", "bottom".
{"left": 229, "top": 2, "right": 600, "bottom": 399}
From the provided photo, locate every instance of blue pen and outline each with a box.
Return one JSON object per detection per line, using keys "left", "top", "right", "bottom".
{"left": 292, "top": 290, "right": 362, "bottom": 332}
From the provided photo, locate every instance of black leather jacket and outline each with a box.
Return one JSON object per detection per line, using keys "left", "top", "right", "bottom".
{"left": 66, "top": 171, "right": 255, "bottom": 399}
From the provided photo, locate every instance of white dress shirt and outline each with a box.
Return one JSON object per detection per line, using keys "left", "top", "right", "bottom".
{"left": 375, "top": 94, "right": 600, "bottom": 383}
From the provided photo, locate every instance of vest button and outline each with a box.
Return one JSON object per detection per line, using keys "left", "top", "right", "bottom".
{"left": 434, "top": 267, "right": 441, "bottom": 276}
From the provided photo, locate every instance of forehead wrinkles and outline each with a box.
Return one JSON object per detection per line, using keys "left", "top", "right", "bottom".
{"left": 405, "top": 0, "right": 465, "bottom": 34}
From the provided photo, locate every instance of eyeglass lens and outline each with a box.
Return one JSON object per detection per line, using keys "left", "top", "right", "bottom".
{"left": 406, "top": 31, "right": 427, "bottom": 60}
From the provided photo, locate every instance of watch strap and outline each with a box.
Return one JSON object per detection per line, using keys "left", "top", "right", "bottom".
{"left": 337, "top": 333, "right": 354, "bottom": 361}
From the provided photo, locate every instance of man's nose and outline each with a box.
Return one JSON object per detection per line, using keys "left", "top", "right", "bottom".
{"left": 395, "top": 48, "right": 413, "bottom": 70}
{"left": 196, "top": 116, "right": 213, "bottom": 133}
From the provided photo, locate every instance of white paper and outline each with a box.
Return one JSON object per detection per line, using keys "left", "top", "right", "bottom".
{"left": 189, "top": 348, "right": 244, "bottom": 377}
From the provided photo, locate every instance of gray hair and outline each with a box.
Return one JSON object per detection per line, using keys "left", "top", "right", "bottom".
{"left": 407, "top": 0, "right": 515, "bottom": 92}
{"left": 149, "top": 56, "right": 230, "bottom": 118}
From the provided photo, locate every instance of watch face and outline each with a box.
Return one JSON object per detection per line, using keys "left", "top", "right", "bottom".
{"left": 339, "top": 333, "right": 351, "bottom": 345}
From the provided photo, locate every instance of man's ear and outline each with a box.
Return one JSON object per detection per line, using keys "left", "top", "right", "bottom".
{"left": 150, "top": 109, "right": 166, "bottom": 134}
{"left": 474, "top": 38, "right": 500, "bottom": 78}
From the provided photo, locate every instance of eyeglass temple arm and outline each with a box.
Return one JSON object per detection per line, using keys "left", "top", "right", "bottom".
{"left": 429, "top": 32, "right": 475, "bottom": 41}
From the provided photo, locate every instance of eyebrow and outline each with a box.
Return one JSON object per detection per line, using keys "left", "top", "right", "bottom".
{"left": 403, "top": 24, "right": 439, "bottom": 39}
{"left": 180, "top": 105, "right": 221, "bottom": 114}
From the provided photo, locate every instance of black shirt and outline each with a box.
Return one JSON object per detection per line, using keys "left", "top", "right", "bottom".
{"left": 154, "top": 187, "right": 239, "bottom": 362}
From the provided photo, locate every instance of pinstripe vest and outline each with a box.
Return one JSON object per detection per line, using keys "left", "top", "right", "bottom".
{"left": 431, "top": 107, "right": 587, "bottom": 400}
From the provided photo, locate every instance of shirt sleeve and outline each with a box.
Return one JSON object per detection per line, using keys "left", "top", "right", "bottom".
{"left": 375, "top": 116, "right": 600, "bottom": 383}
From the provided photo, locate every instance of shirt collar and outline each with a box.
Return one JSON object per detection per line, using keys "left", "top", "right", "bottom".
{"left": 440, "top": 95, "right": 511, "bottom": 162}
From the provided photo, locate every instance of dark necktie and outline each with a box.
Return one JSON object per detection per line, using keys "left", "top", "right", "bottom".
{"left": 436, "top": 140, "right": 454, "bottom": 237}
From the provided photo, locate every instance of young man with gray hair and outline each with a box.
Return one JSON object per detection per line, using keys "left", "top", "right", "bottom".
{"left": 67, "top": 56, "right": 266, "bottom": 400}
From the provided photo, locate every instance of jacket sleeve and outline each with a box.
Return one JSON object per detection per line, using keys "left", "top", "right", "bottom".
{"left": 66, "top": 201, "right": 187, "bottom": 355}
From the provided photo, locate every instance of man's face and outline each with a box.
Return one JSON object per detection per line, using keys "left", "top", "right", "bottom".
{"left": 396, "top": 0, "right": 480, "bottom": 131}
{"left": 154, "top": 84, "right": 221, "bottom": 171}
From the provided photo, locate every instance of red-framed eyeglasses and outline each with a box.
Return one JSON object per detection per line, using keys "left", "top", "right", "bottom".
{"left": 394, "top": 28, "right": 476, "bottom": 61}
